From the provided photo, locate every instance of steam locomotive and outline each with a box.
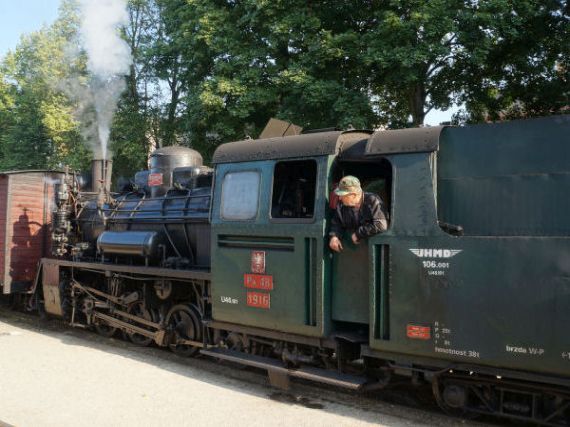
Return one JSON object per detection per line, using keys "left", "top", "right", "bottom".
{"left": 1, "top": 115, "right": 569, "bottom": 425}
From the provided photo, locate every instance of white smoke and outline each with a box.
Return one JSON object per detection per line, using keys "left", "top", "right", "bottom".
{"left": 77, "top": 0, "right": 132, "bottom": 160}
{"left": 79, "top": 0, "right": 131, "bottom": 79}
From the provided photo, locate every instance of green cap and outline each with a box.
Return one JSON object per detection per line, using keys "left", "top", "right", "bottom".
{"left": 334, "top": 175, "right": 361, "bottom": 196}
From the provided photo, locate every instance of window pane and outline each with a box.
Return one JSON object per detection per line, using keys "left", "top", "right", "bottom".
{"left": 221, "top": 171, "right": 260, "bottom": 220}
{"left": 271, "top": 160, "right": 317, "bottom": 219}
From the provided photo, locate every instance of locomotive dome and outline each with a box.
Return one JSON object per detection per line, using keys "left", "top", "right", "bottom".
{"left": 149, "top": 145, "right": 203, "bottom": 196}
{"left": 150, "top": 145, "right": 203, "bottom": 162}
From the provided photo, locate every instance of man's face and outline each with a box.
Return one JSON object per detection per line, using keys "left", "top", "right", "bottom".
{"left": 340, "top": 192, "right": 361, "bottom": 207}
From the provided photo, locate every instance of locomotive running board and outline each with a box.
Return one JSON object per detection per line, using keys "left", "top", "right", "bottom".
{"left": 200, "top": 348, "right": 367, "bottom": 391}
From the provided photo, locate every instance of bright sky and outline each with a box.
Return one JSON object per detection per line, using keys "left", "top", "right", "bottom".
{"left": 0, "top": 0, "right": 61, "bottom": 59}
{"left": 425, "top": 106, "right": 460, "bottom": 125}
{"left": 0, "top": 0, "right": 457, "bottom": 125}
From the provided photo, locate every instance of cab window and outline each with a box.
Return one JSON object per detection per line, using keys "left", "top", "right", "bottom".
{"left": 271, "top": 160, "right": 317, "bottom": 219}
{"left": 221, "top": 171, "right": 260, "bottom": 220}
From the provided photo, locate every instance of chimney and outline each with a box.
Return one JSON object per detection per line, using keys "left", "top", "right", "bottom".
{"left": 91, "top": 158, "right": 113, "bottom": 204}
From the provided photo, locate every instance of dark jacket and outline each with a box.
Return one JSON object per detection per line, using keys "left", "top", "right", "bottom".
{"left": 329, "top": 192, "right": 388, "bottom": 240}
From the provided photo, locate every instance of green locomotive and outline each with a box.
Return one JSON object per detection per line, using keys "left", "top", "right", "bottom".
{"left": 2, "top": 114, "right": 569, "bottom": 425}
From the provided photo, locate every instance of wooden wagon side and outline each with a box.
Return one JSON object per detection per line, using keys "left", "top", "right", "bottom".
{"left": 0, "top": 171, "right": 62, "bottom": 294}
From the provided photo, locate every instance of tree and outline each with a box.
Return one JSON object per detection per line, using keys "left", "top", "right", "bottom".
{"left": 364, "top": 0, "right": 569, "bottom": 126}
{"left": 457, "top": 0, "right": 569, "bottom": 122}
{"left": 155, "top": 0, "right": 378, "bottom": 158}
{"left": 0, "top": 1, "right": 90, "bottom": 171}
{"left": 0, "top": 75, "right": 16, "bottom": 165}
{"left": 2, "top": 0, "right": 567, "bottom": 177}
{"left": 110, "top": 0, "right": 159, "bottom": 179}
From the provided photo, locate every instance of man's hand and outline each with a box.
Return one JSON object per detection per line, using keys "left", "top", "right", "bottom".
{"left": 329, "top": 236, "right": 343, "bottom": 252}
{"left": 351, "top": 233, "right": 360, "bottom": 245}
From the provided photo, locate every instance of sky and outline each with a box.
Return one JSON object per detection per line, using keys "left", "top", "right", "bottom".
{"left": 0, "top": 0, "right": 457, "bottom": 125}
{"left": 425, "top": 105, "right": 459, "bottom": 125}
{"left": 0, "top": 0, "right": 61, "bottom": 58}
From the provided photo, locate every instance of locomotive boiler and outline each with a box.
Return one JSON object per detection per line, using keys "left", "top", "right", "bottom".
{"left": 1, "top": 114, "right": 570, "bottom": 426}
{"left": 53, "top": 146, "right": 213, "bottom": 268}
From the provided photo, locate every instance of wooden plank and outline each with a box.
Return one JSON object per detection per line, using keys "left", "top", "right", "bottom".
{"left": 3, "top": 175, "right": 12, "bottom": 288}
{"left": 0, "top": 176, "right": 7, "bottom": 285}
{"left": 8, "top": 193, "right": 45, "bottom": 200}
{"left": 9, "top": 184, "right": 45, "bottom": 192}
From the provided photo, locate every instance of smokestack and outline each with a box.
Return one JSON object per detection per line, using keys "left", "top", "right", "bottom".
{"left": 91, "top": 158, "right": 113, "bottom": 194}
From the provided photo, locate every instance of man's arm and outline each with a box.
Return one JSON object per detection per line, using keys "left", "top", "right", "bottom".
{"left": 329, "top": 206, "right": 345, "bottom": 252}
{"left": 329, "top": 206, "right": 344, "bottom": 239}
{"left": 355, "top": 194, "right": 388, "bottom": 239}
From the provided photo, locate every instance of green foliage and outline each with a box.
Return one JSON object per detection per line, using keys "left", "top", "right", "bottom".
{"left": 109, "top": 97, "right": 150, "bottom": 180}
{"left": 162, "top": 0, "right": 378, "bottom": 150}
{"left": 0, "top": 0, "right": 568, "bottom": 176}
{"left": 0, "top": 1, "right": 90, "bottom": 171}
{"left": 363, "top": 0, "right": 569, "bottom": 126}
{"left": 155, "top": 0, "right": 568, "bottom": 139}
{"left": 456, "top": 0, "right": 570, "bottom": 122}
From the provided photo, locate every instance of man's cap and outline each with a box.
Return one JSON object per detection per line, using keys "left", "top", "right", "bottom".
{"left": 334, "top": 175, "right": 362, "bottom": 196}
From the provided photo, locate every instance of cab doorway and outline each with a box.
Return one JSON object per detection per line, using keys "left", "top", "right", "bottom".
{"left": 329, "top": 158, "right": 392, "bottom": 330}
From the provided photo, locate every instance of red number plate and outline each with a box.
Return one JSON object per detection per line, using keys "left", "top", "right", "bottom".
{"left": 148, "top": 173, "right": 163, "bottom": 186}
{"left": 244, "top": 274, "right": 273, "bottom": 290}
{"left": 406, "top": 324, "right": 431, "bottom": 340}
{"left": 246, "top": 292, "right": 270, "bottom": 309}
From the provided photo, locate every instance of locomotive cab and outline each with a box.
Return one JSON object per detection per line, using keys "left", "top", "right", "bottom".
{"left": 210, "top": 132, "right": 345, "bottom": 337}
{"left": 210, "top": 130, "right": 402, "bottom": 349}
{"left": 208, "top": 125, "right": 456, "bottom": 368}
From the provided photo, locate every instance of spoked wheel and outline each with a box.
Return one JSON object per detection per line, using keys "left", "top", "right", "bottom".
{"left": 166, "top": 304, "right": 202, "bottom": 357}
{"left": 123, "top": 301, "right": 158, "bottom": 346}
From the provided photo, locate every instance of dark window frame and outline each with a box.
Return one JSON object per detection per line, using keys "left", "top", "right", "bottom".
{"left": 269, "top": 159, "right": 318, "bottom": 224}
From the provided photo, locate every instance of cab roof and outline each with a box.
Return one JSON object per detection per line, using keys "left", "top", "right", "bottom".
{"left": 212, "top": 131, "right": 371, "bottom": 164}
{"left": 212, "top": 126, "right": 448, "bottom": 164}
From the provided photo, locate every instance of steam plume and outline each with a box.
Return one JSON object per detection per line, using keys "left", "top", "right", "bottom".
{"left": 78, "top": 0, "right": 132, "bottom": 160}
